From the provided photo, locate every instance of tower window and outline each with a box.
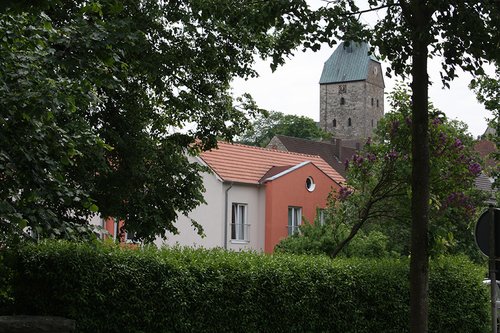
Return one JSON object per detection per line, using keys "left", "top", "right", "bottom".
{"left": 371, "top": 97, "right": 374, "bottom": 106}
{"left": 377, "top": 99, "right": 379, "bottom": 108}
{"left": 348, "top": 118, "right": 352, "bottom": 127}
{"left": 333, "top": 119, "right": 337, "bottom": 128}
{"left": 340, "top": 97, "right": 345, "bottom": 105}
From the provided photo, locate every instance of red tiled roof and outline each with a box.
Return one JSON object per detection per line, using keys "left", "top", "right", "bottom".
{"left": 474, "top": 139, "right": 497, "bottom": 169}
{"left": 270, "top": 135, "right": 359, "bottom": 178}
{"left": 259, "top": 165, "right": 293, "bottom": 183}
{"left": 200, "top": 142, "right": 345, "bottom": 185}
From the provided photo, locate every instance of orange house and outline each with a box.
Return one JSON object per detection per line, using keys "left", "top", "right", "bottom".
{"left": 161, "top": 142, "right": 344, "bottom": 253}
{"left": 262, "top": 161, "right": 339, "bottom": 252}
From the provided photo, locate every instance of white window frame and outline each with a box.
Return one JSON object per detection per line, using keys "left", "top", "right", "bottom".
{"left": 288, "top": 206, "right": 302, "bottom": 235}
{"left": 317, "top": 208, "right": 325, "bottom": 226}
{"left": 231, "top": 203, "right": 249, "bottom": 242}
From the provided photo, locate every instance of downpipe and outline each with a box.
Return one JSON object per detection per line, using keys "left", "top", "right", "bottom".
{"left": 224, "top": 182, "right": 233, "bottom": 249}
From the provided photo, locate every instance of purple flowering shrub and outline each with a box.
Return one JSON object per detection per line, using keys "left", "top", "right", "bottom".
{"left": 278, "top": 86, "right": 488, "bottom": 259}
{"left": 326, "top": 86, "right": 488, "bottom": 259}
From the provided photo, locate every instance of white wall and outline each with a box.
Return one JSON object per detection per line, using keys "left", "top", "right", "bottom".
{"left": 156, "top": 160, "right": 226, "bottom": 248}
{"left": 155, "top": 158, "right": 267, "bottom": 252}
{"left": 226, "top": 183, "right": 266, "bottom": 252}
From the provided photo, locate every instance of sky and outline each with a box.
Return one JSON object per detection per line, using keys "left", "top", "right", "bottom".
{"left": 231, "top": 1, "right": 493, "bottom": 138}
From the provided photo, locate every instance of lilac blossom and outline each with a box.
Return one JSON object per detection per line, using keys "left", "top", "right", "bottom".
{"left": 390, "top": 120, "right": 400, "bottom": 137}
{"left": 442, "top": 192, "right": 475, "bottom": 217}
{"left": 468, "top": 162, "right": 481, "bottom": 176}
{"left": 338, "top": 186, "right": 353, "bottom": 201}
{"left": 366, "top": 153, "right": 377, "bottom": 162}
{"left": 453, "top": 138, "right": 463, "bottom": 150}
{"left": 439, "top": 132, "right": 447, "bottom": 145}
{"left": 384, "top": 150, "right": 399, "bottom": 161}
{"left": 351, "top": 154, "right": 364, "bottom": 167}
{"left": 432, "top": 118, "right": 441, "bottom": 126}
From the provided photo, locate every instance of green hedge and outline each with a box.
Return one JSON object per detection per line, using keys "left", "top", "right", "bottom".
{"left": 1, "top": 241, "right": 489, "bottom": 333}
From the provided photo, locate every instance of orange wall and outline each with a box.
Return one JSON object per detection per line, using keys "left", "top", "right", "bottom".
{"left": 104, "top": 217, "right": 126, "bottom": 242}
{"left": 264, "top": 163, "right": 340, "bottom": 253}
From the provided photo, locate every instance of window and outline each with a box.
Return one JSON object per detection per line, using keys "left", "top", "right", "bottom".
{"left": 333, "top": 119, "right": 337, "bottom": 127}
{"left": 317, "top": 208, "right": 326, "bottom": 225}
{"left": 371, "top": 97, "right": 374, "bottom": 106}
{"left": 371, "top": 119, "right": 374, "bottom": 127}
{"left": 306, "top": 177, "right": 315, "bottom": 192}
{"left": 348, "top": 117, "right": 352, "bottom": 127}
{"left": 376, "top": 99, "right": 379, "bottom": 108}
{"left": 231, "top": 203, "right": 248, "bottom": 241}
{"left": 288, "top": 207, "right": 302, "bottom": 235}
{"left": 340, "top": 97, "right": 345, "bottom": 105}
{"left": 338, "top": 84, "right": 347, "bottom": 94}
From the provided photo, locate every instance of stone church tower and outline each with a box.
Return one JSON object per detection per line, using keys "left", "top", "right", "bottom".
{"left": 319, "top": 42, "right": 385, "bottom": 141}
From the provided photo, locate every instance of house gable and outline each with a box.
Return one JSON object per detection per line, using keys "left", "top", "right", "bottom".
{"left": 263, "top": 162, "right": 340, "bottom": 252}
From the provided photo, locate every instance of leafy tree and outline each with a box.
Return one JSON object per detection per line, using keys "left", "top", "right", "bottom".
{"left": 0, "top": 0, "right": 317, "bottom": 244}
{"left": 238, "top": 110, "right": 331, "bottom": 147}
{"left": 276, "top": 86, "right": 486, "bottom": 261}
{"left": 313, "top": 2, "right": 500, "bottom": 330}
{"left": 470, "top": 68, "right": 499, "bottom": 193}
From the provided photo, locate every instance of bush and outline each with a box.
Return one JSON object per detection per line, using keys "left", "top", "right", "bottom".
{"left": 275, "top": 223, "right": 397, "bottom": 258}
{"left": 1, "top": 241, "right": 489, "bottom": 333}
{"left": 0, "top": 251, "right": 14, "bottom": 313}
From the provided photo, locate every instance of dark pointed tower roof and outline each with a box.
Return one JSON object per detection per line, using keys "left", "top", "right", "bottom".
{"left": 319, "top": 41, "right": 379, "bottom": 84}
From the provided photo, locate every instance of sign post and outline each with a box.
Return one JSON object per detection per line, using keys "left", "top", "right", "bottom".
{"left": 489, "top": 205, "right": 497, "bottom": 333}
{"left": 476, "top": 207, "right": 500, "bottom": 333}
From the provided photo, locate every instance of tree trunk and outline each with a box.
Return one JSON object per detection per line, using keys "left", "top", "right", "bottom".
{"left": 408, "top": 2, "right": 431, "bottom": 332}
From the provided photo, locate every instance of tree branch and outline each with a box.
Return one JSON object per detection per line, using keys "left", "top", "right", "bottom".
{"left": 328, "top": 163, "right": 406, "bottom": 258}
{"left": 321, "top": 1, "right": 401, "bottom": 16}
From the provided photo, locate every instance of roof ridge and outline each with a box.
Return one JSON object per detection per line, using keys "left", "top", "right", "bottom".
{"left": 276, "top": 135, "right": 336, "bottom": 147}
{"left": 224, "top": 141, "right": 323, "bottom": 159}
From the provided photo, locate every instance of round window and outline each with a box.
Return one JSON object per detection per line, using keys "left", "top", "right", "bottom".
{"left": 306, "top": 177, "right": 316, "bottom": 192}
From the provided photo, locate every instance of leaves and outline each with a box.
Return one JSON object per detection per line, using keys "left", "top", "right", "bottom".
{"left": 0, "top": 0, "right": 316, "bottom": 244}
{"left": 277, "top": 86, "right": 486, "bottom": 260}
{"left": 238, "top": 110, "right": 331, "bottom": 147}
{"left": 4, "top": 241, "right": 489, "bottom": 332}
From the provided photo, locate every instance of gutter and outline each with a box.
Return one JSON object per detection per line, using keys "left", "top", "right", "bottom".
{"left": 223, "top": 182, "right": 233, "bottom": 250}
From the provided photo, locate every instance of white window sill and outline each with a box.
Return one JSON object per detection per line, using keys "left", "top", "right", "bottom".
{"left": 230, "top": 240, "right": 250, "bottom": 244}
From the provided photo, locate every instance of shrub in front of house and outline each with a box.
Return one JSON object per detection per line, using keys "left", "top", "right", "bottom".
{"left": 2, "top": 241, "right": 489, "bottom": 333}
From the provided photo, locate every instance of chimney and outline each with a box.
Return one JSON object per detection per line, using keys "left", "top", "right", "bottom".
{"left": 334, "top": 138, "right": 342, "bottom": 160}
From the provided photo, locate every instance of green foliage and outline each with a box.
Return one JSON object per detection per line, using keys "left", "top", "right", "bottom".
{"left": 0, "top": 12, "right": 101, "bottom": 242}
{"left": 238, "top": 110, "right": 331, "bottom": 147}
{"left": 0, "top": 0, "right": 318, "bottom": 243}
{"left": 2, "top": 241, "right": 489, "bottom": 333}
{"left": 277, "top": 86, "right": 487, "bottom": 260}
{"left": 372, "top": 86, "right": 487, "bottom": 259}
{"left": 0, "top": 251, "right": 14, "bottom": 313}
{"left": 275, "top": 221, "right": 395, "bottom": 258}
{"left": 470, "top": 68, "right": 500, "bottom": 195}
{"left": 314, "top": 1, "right": 499, "bottom": 329}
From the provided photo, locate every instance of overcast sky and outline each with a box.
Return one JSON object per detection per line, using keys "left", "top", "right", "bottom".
{"left": 231, "top": 1, "right": 493, "bottom": 138}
